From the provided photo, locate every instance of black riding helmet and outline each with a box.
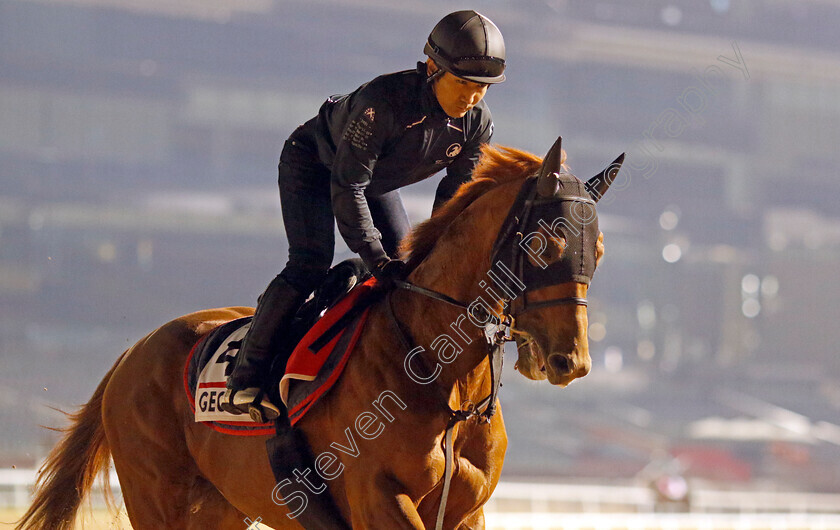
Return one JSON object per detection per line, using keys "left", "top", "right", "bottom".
{"left": 424, "top": 10, "right": 506, "bottom": 84}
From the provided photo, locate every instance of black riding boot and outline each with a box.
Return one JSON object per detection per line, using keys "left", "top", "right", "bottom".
{"left": 223, "top": 274, "right": 306, "bottom": 419}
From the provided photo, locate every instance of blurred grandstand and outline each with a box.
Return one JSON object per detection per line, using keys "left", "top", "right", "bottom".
{"left": 1, "top": 0, "right": 840, "bottom": 523}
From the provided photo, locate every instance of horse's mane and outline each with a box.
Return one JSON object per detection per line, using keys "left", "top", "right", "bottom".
{"left": 402, "top": 143, "right": 562, "bottom": 268}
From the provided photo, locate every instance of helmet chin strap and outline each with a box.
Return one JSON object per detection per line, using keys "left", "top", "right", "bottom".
{"left": 426, "top": 65, "right": 445, "bottom": 83}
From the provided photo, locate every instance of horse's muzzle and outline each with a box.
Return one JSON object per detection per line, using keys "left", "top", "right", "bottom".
{"left": 545, "top": 352, "right": 590, "bottom": 386}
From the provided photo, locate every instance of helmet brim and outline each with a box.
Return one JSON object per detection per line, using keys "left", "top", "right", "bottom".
{"left": 454, "top": 72, "right": 506, "bottom": 84}
{"left": 424, "top": 44, "right": 506, "bottom": 84}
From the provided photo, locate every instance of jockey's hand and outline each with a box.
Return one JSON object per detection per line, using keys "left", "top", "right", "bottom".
{"left": 372, "top": 258, "right": 406, "bottom": 287}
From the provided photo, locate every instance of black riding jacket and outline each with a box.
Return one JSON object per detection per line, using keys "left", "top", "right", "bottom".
{"left": 280, "top": 62, "right": 494, "bottom": 265}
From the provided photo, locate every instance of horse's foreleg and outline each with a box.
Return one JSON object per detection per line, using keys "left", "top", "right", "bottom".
{"left": 185, "top": 475, "right": 249, "bottom": 529}
{"left": 347, "top": 473, "right": 426, "bottom": 529}
{"left": 459, "top": 508, "right": 486, "bottom": 529}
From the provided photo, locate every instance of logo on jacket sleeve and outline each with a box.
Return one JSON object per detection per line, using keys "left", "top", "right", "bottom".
{"left": 446, "top": 143, "right": 462, "bottom": 157}
{"left": 364, "top": 107, "right": 376, "bottom": 122}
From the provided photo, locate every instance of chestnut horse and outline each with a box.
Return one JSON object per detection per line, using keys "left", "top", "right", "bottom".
{"left": 17, "top": 138, "right": 621, "bottom": 529}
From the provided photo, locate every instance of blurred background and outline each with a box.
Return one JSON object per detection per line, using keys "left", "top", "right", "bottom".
{"left": 1, "top": 0, "right": 840, "bottom": 528}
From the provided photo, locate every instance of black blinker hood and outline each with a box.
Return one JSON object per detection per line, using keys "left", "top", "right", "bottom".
{"left": 490, "top": 173, "right": 600, "bottom": 296}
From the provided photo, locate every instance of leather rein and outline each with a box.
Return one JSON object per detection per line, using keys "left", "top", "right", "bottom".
{"left": 386, "top": 277, "right": 586, "bottom": 530}
{"left": 384, "top": 175, "right": 592, "bottom": 529}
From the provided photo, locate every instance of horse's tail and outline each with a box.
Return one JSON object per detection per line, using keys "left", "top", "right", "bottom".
{"left": 15, "top": 350, "right": 127, "bottom": 530}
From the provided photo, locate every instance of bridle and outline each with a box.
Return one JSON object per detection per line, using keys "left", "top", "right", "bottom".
{"left": 385, "top": 172, "right": 594, "bottom": 530}
{"left": 392, "top": 167, "right": 595, "bottom": 328}
{"left": 301, "top": 136, "right": 622, "bottom": 530}
{"left": 383, "top": 280, "right": 514, "bottom": 530}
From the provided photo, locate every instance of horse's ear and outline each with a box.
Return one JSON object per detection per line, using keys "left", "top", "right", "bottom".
{"left": 585, "top": 153, "right": 625, "bottom": 202}
{"left": 537, "top": 136, "right": 563, "bottom": 198}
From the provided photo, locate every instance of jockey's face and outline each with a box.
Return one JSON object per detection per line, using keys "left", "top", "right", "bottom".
{"left": 428, "top": 60, "right": 489, "bottom": 118}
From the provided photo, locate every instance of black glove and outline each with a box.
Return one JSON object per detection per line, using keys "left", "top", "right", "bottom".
{"left": 371, "top": 258, "right": 406, "bottom": 288}
{"left": 358, "top": 241, "right": 388, "bottom": 274}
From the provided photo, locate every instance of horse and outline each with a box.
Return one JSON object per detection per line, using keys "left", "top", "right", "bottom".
{"left": 16, "top": 137, "right": 622, "bottom": 529}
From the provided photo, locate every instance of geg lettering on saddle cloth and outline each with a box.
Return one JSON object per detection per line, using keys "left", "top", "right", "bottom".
{"left": 195, "top": 323, "right": 251, "bottom": 422}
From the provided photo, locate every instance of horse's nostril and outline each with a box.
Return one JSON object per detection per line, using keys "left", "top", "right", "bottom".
{"left": 548, "top": 355, "right": 573, "bottom": 375}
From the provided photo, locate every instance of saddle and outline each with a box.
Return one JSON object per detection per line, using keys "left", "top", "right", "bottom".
{"left": 258, "top": 258, "right": 375, "bottom": 408}
{"left": 185, "top": 259, "right": 375, "bottom": 429}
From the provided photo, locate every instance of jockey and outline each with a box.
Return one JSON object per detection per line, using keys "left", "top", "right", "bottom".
{"left": 222, "top": 10, "right": 506, "bottom": 422}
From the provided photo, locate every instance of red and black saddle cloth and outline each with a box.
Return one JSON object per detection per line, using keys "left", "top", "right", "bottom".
{"left": 183, "top": 277, "right": 377, "bottom": 435}
{"left": 281, "top": 278, "right": 376, "bottom": 425}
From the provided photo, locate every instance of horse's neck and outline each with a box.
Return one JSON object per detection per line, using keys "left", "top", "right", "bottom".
{"left": 393, "top": 200, "right": 508, "bottom": 397}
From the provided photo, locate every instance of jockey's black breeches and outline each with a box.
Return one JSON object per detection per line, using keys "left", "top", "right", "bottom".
{"left": 276, "top": 160, "right": 410, "bottom": 295}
